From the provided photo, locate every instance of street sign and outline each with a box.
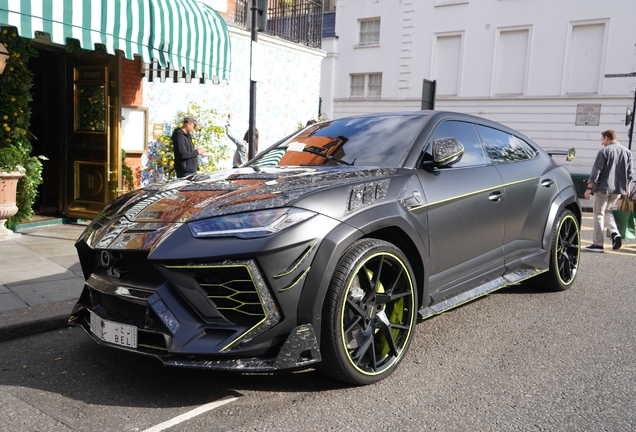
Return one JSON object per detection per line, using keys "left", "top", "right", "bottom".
{"left": 575, "top": 104, "right": 601, "bottom": 126}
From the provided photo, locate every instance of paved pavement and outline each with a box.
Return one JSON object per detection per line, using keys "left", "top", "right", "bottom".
{"left": 0, "top": 198, "right": 633, "bottom": 343}
{"left": 0, "top": 223, "right": 87, "bottom": 341}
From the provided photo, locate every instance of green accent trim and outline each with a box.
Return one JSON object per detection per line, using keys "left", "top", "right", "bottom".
{"left": 165, "top": 263, "right": 269, "bottom": 352}
{"left": 278, "top": 267, "right": 311, "bottom": 293}
{"left": 436, "top": 149, "right": 462, "bottom": 164}
{"left": 273, "top": 242, "right": 317, "bottom": 279}
{"left": 419, "top": 268, "right": 548, "bottom": 321}
{"left": 138, "top": 343, "right": 168, "bottom": 352}
{"left": 340, "top": 251, "right": 416, "bottom": 377}
{"left": 409, "top": 176, "right": 540, "bottom": 211}
{"left": 555, "top": 214, "right": 580, "bottom": 286}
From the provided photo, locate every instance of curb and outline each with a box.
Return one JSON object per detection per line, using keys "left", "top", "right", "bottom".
{"left": 0, "top": 300, "right": 75, "bottom": 342}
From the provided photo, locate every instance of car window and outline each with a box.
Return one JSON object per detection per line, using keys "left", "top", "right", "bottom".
{"left": 425, "top": 120, "right": 487, "bottom": 168}
{"left": 475, "top": 125, "right": 535, "bottom": 163}
{"left": 252, "top": 115, "right": 429, "bottom": 168}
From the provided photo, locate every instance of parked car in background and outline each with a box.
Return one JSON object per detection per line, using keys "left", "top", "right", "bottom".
{"left": 70, "top": 111, "right": 581, "bottom": 385}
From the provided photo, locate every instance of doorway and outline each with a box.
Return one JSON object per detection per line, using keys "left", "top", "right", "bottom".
{"left": 29, "top": 44, "right": 121, "bottom": 219}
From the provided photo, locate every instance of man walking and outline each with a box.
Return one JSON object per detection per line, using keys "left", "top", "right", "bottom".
{"left": 172, "top": 115, "right": 205, "bottom": 178}
{"left": 584, "top": 129, "right": 633, "bottom": 252}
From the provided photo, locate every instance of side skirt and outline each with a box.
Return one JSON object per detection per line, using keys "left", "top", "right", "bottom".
{"left": 418, "top": 268, "right": 547, "bottom": 320}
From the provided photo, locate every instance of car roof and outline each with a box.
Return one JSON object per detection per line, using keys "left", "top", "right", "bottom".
{"left": 332, "top": 110, "right": 536, "bottom": 144}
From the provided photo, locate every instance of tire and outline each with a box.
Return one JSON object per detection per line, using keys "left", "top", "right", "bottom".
{"left": 318, "top": 239, "right": 418, "bottom": 385}
{"left": 535, "top": 209, "right": 581, "bottom": 291}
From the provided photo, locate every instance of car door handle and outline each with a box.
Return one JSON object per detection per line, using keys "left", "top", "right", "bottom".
{"left": 488, "top": 191, "right": 503, "bottom": 202}
{"left": 541, "top": 179, "right": 554, "bottom": 188}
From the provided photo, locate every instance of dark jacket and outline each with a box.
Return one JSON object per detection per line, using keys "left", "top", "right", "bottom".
{"left": 589, "top": 142, "right": 633, "bottom": 195}
{"left": 172, "top": 128, "right": 199, "bottom": 174}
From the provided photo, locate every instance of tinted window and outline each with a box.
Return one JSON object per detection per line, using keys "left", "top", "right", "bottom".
{"left": 426, "top": 121, "right": 486, "bottom": 168}
{"left": 252, "top": 115, "right": 429, "bottom": 168}
{"left": 475, "top": 125, "right": 534, "bottom": 163}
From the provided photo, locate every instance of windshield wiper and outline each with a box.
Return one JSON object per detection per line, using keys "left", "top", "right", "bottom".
{"left": 303, "top": 146, "right": 353, "bottom": 166}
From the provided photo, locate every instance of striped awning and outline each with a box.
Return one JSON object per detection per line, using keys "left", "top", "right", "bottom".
{"left": 0, "top": 0, "right": 231, "bottom": 81}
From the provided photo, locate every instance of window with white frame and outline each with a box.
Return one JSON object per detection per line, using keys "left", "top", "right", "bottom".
{"left": 494, "top": 28, "right": 530, "bottom": 95}
{"left": 359, "top": 19, "right": 380, "bottom": 45}
{"left": 350, "top": 74, "right": 365, "bottom": 97}
{"left": 566, "top": 22, "right": 606, "bottom": 94}
{"left": 368, "top": 73, "right": 382, "bottom": 97}
{"left": 350, "top": 73, "right": 382, "bottom": 98}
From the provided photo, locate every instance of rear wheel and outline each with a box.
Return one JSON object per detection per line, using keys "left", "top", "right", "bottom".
{"left": 536, "top": 209, "right": 580, "bottom": 291}
{"left": 318, "top": 239, "right": 417, "bottom": 385}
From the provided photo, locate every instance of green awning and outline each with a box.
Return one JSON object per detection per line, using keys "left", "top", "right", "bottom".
{"left": 0, "top": 0, "right": 231, "bottom": 81}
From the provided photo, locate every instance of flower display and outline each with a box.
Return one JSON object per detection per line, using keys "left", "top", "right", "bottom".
{"left": 142, "top": 102, "right": 229, "bottom": 184}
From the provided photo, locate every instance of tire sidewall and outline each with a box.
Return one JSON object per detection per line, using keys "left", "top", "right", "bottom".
{"left": 325, "top": 238, "right": 417, "bottom": 385}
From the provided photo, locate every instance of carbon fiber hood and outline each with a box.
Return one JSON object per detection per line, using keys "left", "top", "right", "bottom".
{"left": 97, "top": 166, "right": 398, "bottom": 225}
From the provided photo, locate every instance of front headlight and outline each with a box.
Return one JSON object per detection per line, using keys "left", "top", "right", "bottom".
{"left": 187, "top": 207, "right": 316, "bottom": 239}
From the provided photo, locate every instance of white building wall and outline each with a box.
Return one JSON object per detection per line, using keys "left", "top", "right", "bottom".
{"left": 144, "top": 26, "right": 325, "bottom": 162}
{"left": 322, "top": 0, "right": 636, "bottom": 173}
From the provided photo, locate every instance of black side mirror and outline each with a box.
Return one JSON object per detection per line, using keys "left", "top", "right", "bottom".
{"left": 626, "top": 108, "right": 633, "bottom": 127}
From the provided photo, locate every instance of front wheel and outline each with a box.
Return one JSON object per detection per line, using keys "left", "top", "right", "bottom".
{"left": 318, "top": 239, "right": 418, "bottom": 385}
{"left": 535, "top": 209, "right": 581, "bottom": 291}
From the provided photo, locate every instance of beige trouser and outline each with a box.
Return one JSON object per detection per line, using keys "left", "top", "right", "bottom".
{"left": 592, "top": 191, "right": 620, "bottom": 246}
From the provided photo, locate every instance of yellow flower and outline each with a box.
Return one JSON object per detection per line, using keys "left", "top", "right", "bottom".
{"left": 6, "top": 139, "right": 11, "bottom": 142}
{"left": 9, "top": 67, "right": 13, "bottom": 71}
{"left": 2, "top": 123, "right": 6, "bottom": 127}
{"left": 4, "top": 127, "right": 10, "bottom": 132}
{"left": 12, "top": 33, "right": 17, "bottom": 37}
{"left": 2, "top": 115, "right": 7, "bottom": 120}
{"left": 10, "top": 97, "right": 15, "bottom": 102}
{"left": 2, "top": 29, "right": 6, "bottom": 34}
{"left": 91, "top": 127, "right": 95, "bottom": 130}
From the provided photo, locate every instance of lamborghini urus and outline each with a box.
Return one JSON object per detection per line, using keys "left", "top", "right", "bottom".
{"left": 69, "top": 111, "right": 581, "bottom": 385}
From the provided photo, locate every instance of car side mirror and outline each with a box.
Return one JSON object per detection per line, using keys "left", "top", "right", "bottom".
{"left": 626, "top": 108, "right": 633, "bottom": 127}
{"left": 427, "top": 137, "right": 464, "bottom": 167}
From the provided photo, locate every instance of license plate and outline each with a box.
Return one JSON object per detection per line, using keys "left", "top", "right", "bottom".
{"left": 89, "top": 310, "right": 138, "bottom": 349}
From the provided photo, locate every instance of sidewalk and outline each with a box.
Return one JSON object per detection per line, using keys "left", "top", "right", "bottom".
{"left": 0, "top": 222, "right": 87, "bottom": 341}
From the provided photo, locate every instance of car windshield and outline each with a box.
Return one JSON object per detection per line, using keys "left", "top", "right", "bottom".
{"left": 251, "top": 114, "right": 428, "bottom": 168}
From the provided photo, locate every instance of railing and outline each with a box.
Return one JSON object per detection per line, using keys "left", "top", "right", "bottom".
{"left": 235, "top": 0, "right": 324, "bottom": 49}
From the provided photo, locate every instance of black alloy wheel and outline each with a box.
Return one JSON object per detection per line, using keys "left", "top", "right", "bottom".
{"left": 537, "top": 209, "right": 581, "bottom": 291}
{"left": 319, "top": 239, "right": 417, "bottom": 385}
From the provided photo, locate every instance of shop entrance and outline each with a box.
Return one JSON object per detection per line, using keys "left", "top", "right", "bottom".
{"left": 29, "top": 44, "right": 121, "bottom": 219}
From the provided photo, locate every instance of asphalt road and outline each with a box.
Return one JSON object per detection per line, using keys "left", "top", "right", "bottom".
{"left": 2, "top": 222, "right": 636, "bottom": 431}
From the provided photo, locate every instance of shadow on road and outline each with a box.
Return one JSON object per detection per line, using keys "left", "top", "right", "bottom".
{"left": 0, "top": 327, "right": 350, "bottom": 410}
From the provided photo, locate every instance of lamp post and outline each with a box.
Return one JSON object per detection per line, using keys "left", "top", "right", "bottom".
{"left": 0, "top": 43, "right": 9, "bottom": 74}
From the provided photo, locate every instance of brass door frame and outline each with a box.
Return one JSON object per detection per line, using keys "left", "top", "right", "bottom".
{"left": 64, "top": 52, "right": 121, "bottom": 219}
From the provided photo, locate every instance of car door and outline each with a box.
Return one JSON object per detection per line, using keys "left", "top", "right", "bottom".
{"left": 415, "top": 120, "right": 506, "bottom": 304}
{"left": 475, "top": 125, "right": 559, "bottom": 265}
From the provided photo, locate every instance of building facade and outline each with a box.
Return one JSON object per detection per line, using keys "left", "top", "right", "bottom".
{"left": 1, "top": 0, "right": 323, "bottom": 221}
{"left": 321, "top": 0, "right": 636, "bottom": 173}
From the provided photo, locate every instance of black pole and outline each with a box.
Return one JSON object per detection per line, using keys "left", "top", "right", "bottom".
{"left": 248, "top": 0, "right": 258, "bottom": 160}
{"left": 629, "top": 90, "right": 636, "bottom": 150}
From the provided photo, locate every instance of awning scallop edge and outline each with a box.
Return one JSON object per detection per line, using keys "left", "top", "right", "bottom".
{"left": 0, "top": 0, "right": 231, "bottom": 82}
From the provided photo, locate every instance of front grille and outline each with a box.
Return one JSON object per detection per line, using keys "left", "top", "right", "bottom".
{"left": 95, "top": 249, "right": 163, "bottom": 280}
{"left": 95, "top": 291, "right": 147, "bottom": 321}
{"left": 171, "top": 265, "right": 266, "bottom": 327}
{"left": 165, "top": 260, "right": 282, "bottom": 350}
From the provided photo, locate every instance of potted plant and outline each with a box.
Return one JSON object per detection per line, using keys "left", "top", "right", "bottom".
{"left": 0, "top": 145, "right": 23, "bottom": 237}
{"left": 0, "top": 27, "right": 44, "bottom": 234}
